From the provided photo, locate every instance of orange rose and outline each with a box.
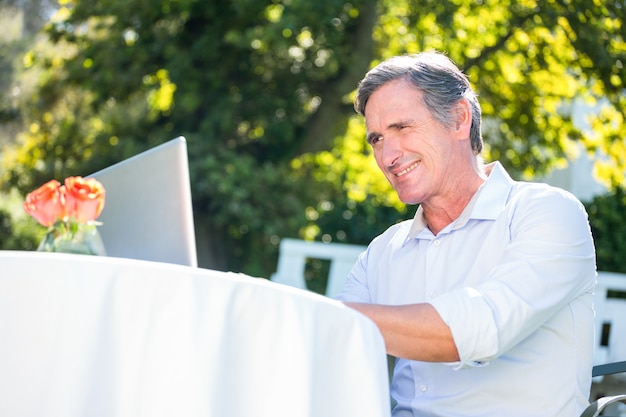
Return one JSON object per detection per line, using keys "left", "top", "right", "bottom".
{"left": 63, "top": 176, "right": 106, "bottom": 223}
{"left": 23, "top": 179, "right": 66, "bottom": 227}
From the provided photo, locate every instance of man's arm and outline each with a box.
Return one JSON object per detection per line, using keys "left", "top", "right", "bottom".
{"left": 343, "top": 302, "right": 459, "bottom": 362}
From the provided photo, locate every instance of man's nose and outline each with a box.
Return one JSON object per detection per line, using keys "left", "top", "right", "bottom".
{"left": 380, "top": 136, "right": 402, "bottom": 168}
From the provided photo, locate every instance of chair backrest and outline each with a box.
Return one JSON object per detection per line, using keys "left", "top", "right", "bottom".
{"left": 270, "top": 238, "right": 366, "bottom": 298}
{"left": 593, "top": 272, "right": 626, "bottom": 371}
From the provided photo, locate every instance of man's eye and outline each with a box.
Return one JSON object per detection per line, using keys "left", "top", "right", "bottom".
{"left": 369, "top": 135, "right": 382, "bottom": 145}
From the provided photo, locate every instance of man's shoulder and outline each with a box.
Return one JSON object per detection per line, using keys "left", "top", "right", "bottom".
{"left": 505, "top": 181, "right": 589, "bottom": 226}
{"left": 487, "top": 161, "right": 584, "bottom": 208}
{"left": 510, "top": 180, "right": 583, "bottom": 207}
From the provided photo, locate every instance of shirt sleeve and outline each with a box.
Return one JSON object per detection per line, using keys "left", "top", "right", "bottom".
{"left": 429, "top": 185, "right": 597, "bottom": 368}
{"left": 334, "top": 222, "right": 408, "bottom": 303}
{"left": 334, "top": 250, "right": 372, "bottom": 303}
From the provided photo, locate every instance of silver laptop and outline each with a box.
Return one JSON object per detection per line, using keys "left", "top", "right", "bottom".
{"left": 89, "top": 136, "right": 198, "bottom": 267}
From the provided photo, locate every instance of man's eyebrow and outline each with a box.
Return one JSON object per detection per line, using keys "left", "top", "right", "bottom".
{"left": 366, "top": 118, "right": 417, "bottom": 143}
{"left": 388, "top": 118, "right": 415, "bottom": 128}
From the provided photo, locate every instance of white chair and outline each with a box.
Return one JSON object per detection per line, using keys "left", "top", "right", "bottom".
{"left": 593, "top": 272, "right": 626, "bottom": 374}
{"left": 588, "top": 272, "right": 626, "bottom": 416}
{"left": 271, "top": 238, "right": 366, "bottom": 298}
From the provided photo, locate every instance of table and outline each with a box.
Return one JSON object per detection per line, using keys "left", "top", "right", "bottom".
{"left": 0, "top": 251, "right": 390, "bottom": 417}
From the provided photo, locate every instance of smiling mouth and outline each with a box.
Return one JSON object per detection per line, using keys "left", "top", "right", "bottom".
{"left": 395, "top": 161, "right": 420, "bottom": 177}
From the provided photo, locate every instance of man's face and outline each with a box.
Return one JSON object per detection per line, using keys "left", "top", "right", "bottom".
{"left": 364, "top": 79, "right": 460, "bottom": 205}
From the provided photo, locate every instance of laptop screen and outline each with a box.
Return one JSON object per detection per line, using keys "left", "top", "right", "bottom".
{"left": 89, "top": 137, "right": 198, "bottom": 267}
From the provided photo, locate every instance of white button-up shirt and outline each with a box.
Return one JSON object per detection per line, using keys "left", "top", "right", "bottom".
{"left": 337, "top": 162, "right": 597, "bottom": 417}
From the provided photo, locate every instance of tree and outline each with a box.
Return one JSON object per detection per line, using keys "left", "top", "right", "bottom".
{"left": 1, "top": 0, "right": 624, "bottom": 276}
{"left": 1, "top": 0, "right": 378, "bottom": 275}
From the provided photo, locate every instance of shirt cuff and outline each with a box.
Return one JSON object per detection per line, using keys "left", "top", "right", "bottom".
{"left": 428, "top": 287, "right": 500, "bottom": 364}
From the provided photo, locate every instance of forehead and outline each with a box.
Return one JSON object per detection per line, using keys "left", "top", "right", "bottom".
{"left": 364, "top": 79, "right": 428, "bottom": 127}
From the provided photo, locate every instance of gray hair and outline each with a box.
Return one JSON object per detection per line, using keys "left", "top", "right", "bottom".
{"left": 354, "top": 52, "right": 483, "bottom": 155}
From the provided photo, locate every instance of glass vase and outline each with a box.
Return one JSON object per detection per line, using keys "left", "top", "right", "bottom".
{"left": 37, "top": 221, "right": 107, "bottom": 256}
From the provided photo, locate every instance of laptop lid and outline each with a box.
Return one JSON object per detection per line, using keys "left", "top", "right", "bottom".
{"left": 89, "top": 136, "right": 198, "bottom": 267}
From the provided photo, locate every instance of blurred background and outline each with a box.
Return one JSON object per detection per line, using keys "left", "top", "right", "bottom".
{"left": 0, "top": 0, "right": 624, "bottom": 280}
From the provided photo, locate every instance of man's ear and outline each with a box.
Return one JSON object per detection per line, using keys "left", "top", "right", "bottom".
{"left": 454, "top": 98, "right": 472, "bottom": 139}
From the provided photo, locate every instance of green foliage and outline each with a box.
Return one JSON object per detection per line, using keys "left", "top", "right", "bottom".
{"left": 1, "top": 0, "right": 624, "bottom": 278}
{"left": 1, "top": 0, "right": 376, "bottom": 273}
{"left": 0, "top": 190, "right": 41, "bottom": 250}
{"left": 585, "top": 187, "right": 626, "bottom": 274}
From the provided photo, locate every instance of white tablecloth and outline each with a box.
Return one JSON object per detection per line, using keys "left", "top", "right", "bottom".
{"left": 0, "top": 251, "right": 390, "bottom": 417}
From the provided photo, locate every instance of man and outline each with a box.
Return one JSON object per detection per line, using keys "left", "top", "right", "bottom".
{"left": 337, "top": 51, "right": 597, "bottom": 416}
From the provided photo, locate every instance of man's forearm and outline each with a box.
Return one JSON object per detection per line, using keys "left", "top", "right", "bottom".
{"left": 344, "top": 302, "right": 460, "bottom": 362}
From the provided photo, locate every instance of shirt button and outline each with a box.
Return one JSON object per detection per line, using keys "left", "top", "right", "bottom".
{"left": 430, "top": 291, "right": 437, "bottom": 299}
{"left": 419, "top": 384, "right": 428, "bottom": 392}
{"left": 433, "top": 239, "right": 440, "bottom": 247}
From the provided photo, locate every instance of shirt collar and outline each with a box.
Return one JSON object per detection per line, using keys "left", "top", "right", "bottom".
{"left": 404, "top": 161, "right": 514, "bottom": 243}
